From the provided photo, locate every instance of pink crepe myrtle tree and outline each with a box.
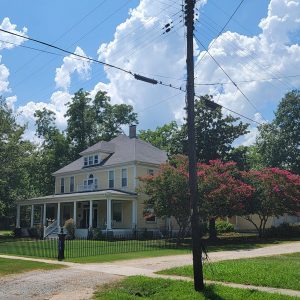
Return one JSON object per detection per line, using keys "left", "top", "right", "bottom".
{"left": 197, "top": 160, "right": 254, "bottom": 239}
{"left": 138, "top": 155, "right": 191, "bottom": 245}
{"left": 240, "top": 168, "right": 300, "bottom": 237}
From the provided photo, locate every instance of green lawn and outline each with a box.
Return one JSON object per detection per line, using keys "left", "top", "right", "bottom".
{"left": 0, "top": 230, "right": 13, "bottom": 237}
{"left": 159, "top": 252, "right": 300, "bottom": 291}
{"left": 93, "top": 276, "right": 299, "bottom": 300}
{"left": 0, "top": 236, "right": 299, "bottom": 263}
{"left": 0, "top": 257, "right": 64, "bottom": 276}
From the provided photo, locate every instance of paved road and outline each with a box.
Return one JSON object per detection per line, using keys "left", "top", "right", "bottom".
{"left": 0, "top": 241, "right": 299, "bottom": 299}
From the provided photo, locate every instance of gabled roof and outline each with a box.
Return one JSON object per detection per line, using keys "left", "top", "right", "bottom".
{"left": 53, "top": 135, "right": 167, "bottom": 175}
{"left": 79, "top": 141, "right": 115, "bottom": 156}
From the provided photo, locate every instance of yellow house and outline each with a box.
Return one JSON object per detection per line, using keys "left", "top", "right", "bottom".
{"left": 16, "top": 125, "right": 172, "bottom": 238}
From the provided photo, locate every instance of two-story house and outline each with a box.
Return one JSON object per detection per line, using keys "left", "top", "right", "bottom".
{"left": 16, "top": 125, "right": 170, "bottom": 238}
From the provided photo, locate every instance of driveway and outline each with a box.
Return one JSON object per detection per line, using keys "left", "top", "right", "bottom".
{"left": 1, "top": 241, "right": 300, "bottom": 300}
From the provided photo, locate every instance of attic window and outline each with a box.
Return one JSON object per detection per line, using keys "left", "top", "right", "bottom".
{"left": 84, "top": 154, "right": 100, "bottom": 167}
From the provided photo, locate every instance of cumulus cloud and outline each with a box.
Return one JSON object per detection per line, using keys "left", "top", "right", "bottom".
{"left": 16, "top": 91, "right": 72, "bottom": 141}
{"left": 0, "top": 18, "right": 28, "bottom": 93}
{"left": 55, "top": 46, "right": 91, "bottom": 91}
{"left": 0, "top": 17, "right": 28, "bottom": 51}
{"left": 0, "top": 55, "right": 9, "bottom": 92}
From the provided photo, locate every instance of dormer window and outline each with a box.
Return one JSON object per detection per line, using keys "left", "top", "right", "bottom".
{"left": 84, "top": 154, "right": 100, "bottom": 167}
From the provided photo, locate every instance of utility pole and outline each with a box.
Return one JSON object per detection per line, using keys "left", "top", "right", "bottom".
{"left": 184, "top": 0, "right": 204, "bottom": 291}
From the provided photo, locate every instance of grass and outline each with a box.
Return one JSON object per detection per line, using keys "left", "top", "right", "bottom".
{"left": 159, "top": 252, "right": 300, "bottom": 291}
{"left": 0, "top": 257, "right": 64, "bottom": 276}
{"left": 0, "top": 230, "right": 13, "bottom": 237}
{"left": 93, "top": 276, "right": 299, "bottom": 300}
{"left": 0, "top": 235, "right": 299, "bottom": 263}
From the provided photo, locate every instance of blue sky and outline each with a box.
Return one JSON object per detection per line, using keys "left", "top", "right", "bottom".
{"left": 0, "top": 0, "right": 300, "bottom": 144}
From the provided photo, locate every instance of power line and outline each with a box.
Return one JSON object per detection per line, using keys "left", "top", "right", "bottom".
{"left": 0, "top": 28, "right": 133, "bottom": 74}
{"left": 194, "top": 34, "right": 267, "bottom": 122}
{"left": 8, "top": 0, "right": 108, "bottom": 77}
{"left": 194, "top": 0, "right": 245, "bottom": 70}
{"left": 194, "top": 74, "right": 300, "bottom": 86}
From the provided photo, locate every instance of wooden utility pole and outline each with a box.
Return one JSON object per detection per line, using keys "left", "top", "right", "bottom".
{"left": 184, "top": 0, "right": 204, "bottom": 291}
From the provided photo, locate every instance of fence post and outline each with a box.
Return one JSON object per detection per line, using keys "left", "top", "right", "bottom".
{"left": 58, "top": 228, "right": 66, "bottom": 261}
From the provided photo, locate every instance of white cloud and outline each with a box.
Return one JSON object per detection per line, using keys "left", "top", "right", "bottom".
{"left": 5, "top": 95, "right": 17, "bottom": 110}
{"left": 55, "top": 46, "right": 91, "bottom": 91}
{"left": 0, "top": 55, "right": 9, "bottom": 92}
{"left": 0, "top": 17, "right": 28, "bottom": 51}
{"left": 16, "top": 91, "right": 72, "bottom": 141}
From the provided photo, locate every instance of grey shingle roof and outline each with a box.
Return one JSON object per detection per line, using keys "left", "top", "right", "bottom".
{"left": 53, "top": 135, "right": 167, "bottom": 175}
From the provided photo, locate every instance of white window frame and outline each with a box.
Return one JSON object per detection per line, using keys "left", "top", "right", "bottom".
{"left": 84, "top": 174, "right": 99, "bottom": 190}
{"left": 88, "top": 156, "right": 93, "bottom": 165}
{"left": 144, "top": 207, "right": 157, "bottom": 224}
{"left": 94, "top": 154, "right": 99, "bottom": 165}
{"left": 70, "top": 176, "right": 75, "bottom": 193}
{"left": 108, "top": 170, "right": 115, "bottom": 189}
{"left": 121, "top": 168, "right": 128, "bottom": 188}
{"left": 84, "top": 157, "right": 88, "bottom": 166}
{"left": 60, "top": 177, "right": 65, "bottom": 194}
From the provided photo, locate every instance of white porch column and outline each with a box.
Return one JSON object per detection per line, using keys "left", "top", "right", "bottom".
{"left": 43, "top": 203, "right": 47, "bottom": 226}
{"left": 57, "top": 202, "right": 61, "bottom": 228}
{"left": 131, "top": 199, "right": 137, "bottom": 229}
{"left": 73, "top": 201, "right": 77, "bottom": 227}
{"left": 89, "top": 200, "right": 93, "bottom": 229}
{"left": 106, "top": 198, "right": 112, "bottom": 230}
{"left": 16, "top": 204, "right": 21, "bottom": 228}
{"left": 30, "top": 205, "right": 34, "bottom": 227}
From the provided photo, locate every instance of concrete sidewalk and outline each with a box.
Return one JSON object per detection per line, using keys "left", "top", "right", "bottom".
{"left": 1, "top": 241, "right": 300, "bottom": 299}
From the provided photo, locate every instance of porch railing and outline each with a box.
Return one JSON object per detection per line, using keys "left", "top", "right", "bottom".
{"left": 77, "top": 184, "right": 98, "bottom": 192}
{"left": 44, "top": 220, "right": 58, "bottom": 238}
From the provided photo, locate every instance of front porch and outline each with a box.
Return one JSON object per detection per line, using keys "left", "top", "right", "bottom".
{"left": 16, "top": 190, "right": 138, "bottom": 238}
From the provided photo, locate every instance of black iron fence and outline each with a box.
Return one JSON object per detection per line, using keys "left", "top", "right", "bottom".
{"left": 0, "top": 231, "right": 190, "bottom": 260}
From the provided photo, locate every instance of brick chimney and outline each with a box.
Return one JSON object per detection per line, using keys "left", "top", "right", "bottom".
{"left": 129, "top": 125, "right": 137, "bottom": 139}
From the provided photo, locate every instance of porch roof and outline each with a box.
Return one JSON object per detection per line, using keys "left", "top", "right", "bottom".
{"left": 18, "top": 189, "right": 137, "bottom": 205}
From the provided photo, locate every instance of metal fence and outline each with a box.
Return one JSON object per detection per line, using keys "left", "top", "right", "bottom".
{"left": 0, "top": 231, "right": 190, "bottom": 260}
{"left": 0, "top": 237, "right": 57, "bottom": 258}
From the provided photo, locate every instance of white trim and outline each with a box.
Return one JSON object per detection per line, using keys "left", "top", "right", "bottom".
{"left": 52, "top": 161, "right": 161, "bottom": 177}
{"left": 107, "top": 198, "right": 112, "bottom": 230}
{"left": 121, "top": 168, "right": 128, "bottom": 188}
{"left": 133, "top": 165, "right": 137, "bottom": 190}
{"left": 70, "top": 176, "right": 75, "bottom": 193}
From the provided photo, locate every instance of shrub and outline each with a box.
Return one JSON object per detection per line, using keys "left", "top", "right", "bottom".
{"left": 13, "top": 228, "right": 22, "bottom": 238}
{"left": 28, "top": 226, "right": 43, "bottom": 239}
{"left": 90, "top": 228, "right": 104, "bottom": 240}
{"left": 264, "top": 223, "right": 300, "bottom": 238}
{"left": 215, "top": 220, "right": 235, "bottom": 234}
{"left": 64, "top": 218, "right": 75, "bottom": 239}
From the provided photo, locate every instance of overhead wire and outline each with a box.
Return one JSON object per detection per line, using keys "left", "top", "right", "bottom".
{"left": 195, "top": 13, "right": 298, "bottom": 91}
{"left": 8, "top": 0, "right": 108, "bottom": 77}
{"left": 194, "top": 34, "right": 267, "bottom": 122}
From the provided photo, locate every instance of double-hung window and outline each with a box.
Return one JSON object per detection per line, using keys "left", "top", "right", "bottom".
{"left": 121, "top": 168, "right": 127, "bottom": 187}
{"left": 108, "top": 170, "right": 114, "bottom": 188}
{"left": 94, "top": 155, "right": 99, "bottom": 164}
{"left": 60, "top": 178, "right": 65, "bottom": 194}
{"left": 88, "top": 156, "right": 93, "bottom": 165}
{"left": 70, "top": 176, "right": 75, "bottom": 193}
{"left": 84, "top": 157, "right": 88, "bottom": 166}
{"left": 148, "top": 169, "right": 154, "bottom": 176}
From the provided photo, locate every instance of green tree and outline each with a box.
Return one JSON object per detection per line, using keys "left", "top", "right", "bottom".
{"left": 65, "top": 89, "right": 138, "bottom": 158}
{"left": 138, "top": 121, "right": 180, "bottom": 154}
{"left": 0, "top": 97, "right": 37, "bottom": 215}
{"left": 241, "top": 168, "right": 300, "bottom": 237}
{"left": 139, "top": 155, "right": 191, "bottom": 244}
{"left": 34, "top": 108, "right": 70, "bottom": 195}
{"left": 256, "top": 90, "right": 300, "bottom": 174}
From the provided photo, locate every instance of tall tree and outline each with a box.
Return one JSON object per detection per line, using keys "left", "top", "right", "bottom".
{"left": 256, "top": 90, "right": 300, "bottom": 174}
{"left": 34, "top": 108, "right": 70, "bottom": 195}
{"left": 138, "top": 121, "right": 180, "bottom": 154}
{"left": 0, "top": 97, "right": 37, "bottom": 215}
{"left": 65, "top": 89, "right": 138, "bottom": 158}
